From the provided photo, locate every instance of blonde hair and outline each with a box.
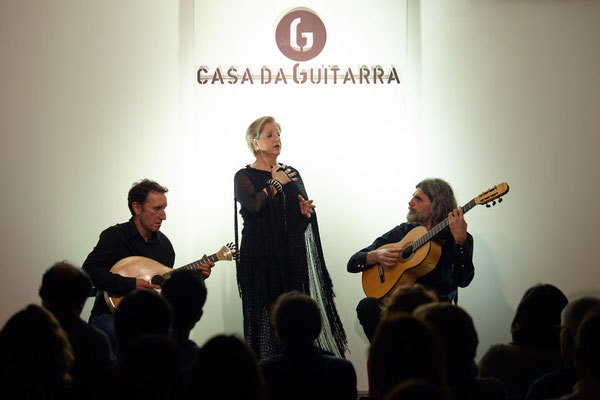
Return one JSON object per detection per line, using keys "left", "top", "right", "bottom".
{"left": 245, "top": 116, "right": 281, "bottom": 156}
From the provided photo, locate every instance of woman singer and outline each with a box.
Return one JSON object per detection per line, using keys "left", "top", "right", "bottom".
{"left": 234, "top": 116, "right": 347, "bottom": 359}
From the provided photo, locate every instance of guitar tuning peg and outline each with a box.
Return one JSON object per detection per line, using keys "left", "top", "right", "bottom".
{"left": 498, "top": 198, "right": 503, "bottom": 203}
{"left": 492, "top": 200, "right": 496, "bottom": 206}
{"left": 486, "top": 204, "right": 491, "bottom": 208}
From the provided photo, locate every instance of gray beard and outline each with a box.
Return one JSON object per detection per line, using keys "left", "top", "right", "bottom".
{"left": 407, "top": 210, "right": 429, "bottom": 226}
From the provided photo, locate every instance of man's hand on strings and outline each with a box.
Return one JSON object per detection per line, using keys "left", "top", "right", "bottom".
{"left": 448, "top": 207, "right": 467, "bottom": 245}
{"left": 368, "top": 248, "right": 403, "bottom": 270}
{"left": 196, "top": 256, "right": 214, "bottom": 279}
{"left": 136, "top": 278, "right": 158, "bottom": 290}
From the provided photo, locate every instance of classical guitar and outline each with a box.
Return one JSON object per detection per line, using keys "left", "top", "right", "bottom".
{"left": 104, "top": 243, "right": 238, "bottom": 313}
{"left": 361, "top": 183, "right": 509, "bottom": 299}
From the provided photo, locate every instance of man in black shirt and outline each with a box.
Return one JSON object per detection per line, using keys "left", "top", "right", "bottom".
{"left": 347, "top": 178, "right": 475, "bottom": 341}
{"left": 83, "top": 179, "right": 213, "bottom": 355}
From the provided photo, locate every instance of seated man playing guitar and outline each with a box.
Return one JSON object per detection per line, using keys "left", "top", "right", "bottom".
{"left": 347, "top": 178, "right": 474, "bottom": 342}
{"left": 82, "top": 179, "right": 213, "bottom": 356}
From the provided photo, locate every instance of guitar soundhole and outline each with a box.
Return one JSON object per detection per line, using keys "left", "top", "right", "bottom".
{"left": 151, "top": 275, "right": 165, "bottom": 286}
{"left": 401, "top": 245, "right": 414, "bottom": 260}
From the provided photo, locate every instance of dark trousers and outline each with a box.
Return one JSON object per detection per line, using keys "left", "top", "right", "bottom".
{"left": 91, "top": 312, "right": 119, "bottom": 357}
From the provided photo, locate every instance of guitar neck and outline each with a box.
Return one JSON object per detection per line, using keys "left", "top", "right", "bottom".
{"left": 162, "top": 253, "right": 219, "bottom": 279}
{"left": 413, "top": 198, "right": 476, "bottom": 249}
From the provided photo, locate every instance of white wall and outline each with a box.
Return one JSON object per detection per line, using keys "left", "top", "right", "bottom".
{"left": 413, "top": 0, "right": 600, "bottom": 365}
{"left": 1, "top": 0, "right": 182, "bottom": 314}
{"left": 1, "top": 0, "right": 599, "bottom": 393}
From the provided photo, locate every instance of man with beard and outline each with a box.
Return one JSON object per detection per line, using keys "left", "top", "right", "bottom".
{"left": 347, "top": 178, "right": 475, "bottom": 341}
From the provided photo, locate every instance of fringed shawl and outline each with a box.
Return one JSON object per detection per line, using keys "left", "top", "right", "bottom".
{"left": 234, "top": 165, "right": 347, "bottom": 359}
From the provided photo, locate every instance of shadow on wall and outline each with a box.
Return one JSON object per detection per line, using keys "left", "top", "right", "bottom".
{"left": 460, "top": 237, "right": 513, "bottom": 362}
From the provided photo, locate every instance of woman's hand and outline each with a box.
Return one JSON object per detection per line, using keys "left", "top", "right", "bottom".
{"left": 298, "top": 194, "right": 315, "bottom": 219}
{"left": 271, "top": 164, "right": 297, "bottom": 185}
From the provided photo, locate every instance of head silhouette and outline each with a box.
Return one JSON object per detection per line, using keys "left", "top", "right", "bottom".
{"left": 115, "top": 289, "right": 173, "bottom": 351}
{"left": 271, "top": 290, "right": 322, "bottom": 342}
{"left": 511, "top": 283, "right": 568, "bottom": 348}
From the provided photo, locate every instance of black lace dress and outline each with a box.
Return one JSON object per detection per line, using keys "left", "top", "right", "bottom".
{"left": 234, "top": 165, "right": 348, "bottom": 359}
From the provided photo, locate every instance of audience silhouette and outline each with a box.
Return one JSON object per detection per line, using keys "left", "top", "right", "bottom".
{"left": 5, "top": 260, "right": 599, "bottom": 400}
{"left": 181, "top": 333, "right": 267, "bottom": 400}
{"left": 525, "top": 296, "right": 600, "bottom": 400}
{"left": 383, "top": 379, "right": 448, "bottom": 400}
{"left": 161, "top": 268, "right": 207, "bottom": 370}
{"left": 478, "top": 283, "right": 568, "bottom": 400}
{"left": 114, "top": 288, "right": 173, "bottom": 352}
{"left": 358, "top": 283, "right": 439, "bottom": 342}
{"left": 415, "top": 302, "right": 507, "bottom": 400}
{"left": 0, "top": 304, "right": 75, "bottom": 399}
{"left": 560, "top": 306, "right": 600, "bottom": 399}
{"left": 39, "top": 261, "right": 115, "bottom": 399}
{"left": 381, "top": 283, "right": 439, "bottom": 318}
{"left": 115, "top": 333, "right": 182, "bottom": 400}
{"left": 259, "top": 290, "right": 357, "bottom": 400}
{"left": 368, "top": 312, "right": 445, "bottom": 400}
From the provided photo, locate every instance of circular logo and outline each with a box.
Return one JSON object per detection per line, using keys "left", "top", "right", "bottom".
{"left": 275, "top": 8, "right": 327, "bottom": 62}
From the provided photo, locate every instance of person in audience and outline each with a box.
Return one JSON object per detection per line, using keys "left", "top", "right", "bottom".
{"left": 259, "top": 291, "right": 357, "bottom": 400}
{"left": 0, "top": 304, "right": 75, "bottom": 399}
{"left": 557, "top": 306, "right": 600, "bottom": 399}
{"left": 39, "top": 261, "right": 115, "bottom": 399}
{"left": 114, "top": 289, "right": 173, "bottom": 352}
{"left": 161, "top": 269, "right": 207, "bottom": 370}
{"left": 478, "top": 283, "right": 568, "bottom": 400}
{"left": 525, "top": 296, "right": 600, "bottom": 400}
{"left": 358, "top": 283, "right": 439, "bottom": 342}
{"left": 415, "top": 302, "right": 507, "bottom": 400}
{"left": 383, "top": 379, "right": 448, "bottom": 400}
{"left": 368, "top": 313, "right": 445, "bottom": 400}
{"left": 181, "top": 334, "right": 268, "bottom": 400}
{"left": 115, "top": 334, "right": 182, "bottom": 400}
{"left": 382, "top": 283, "right": 439, "bottom": 317}
{"left": 560, "top": 307, "right": 600, "bottom": 400}
{"left": 82, "top": 179, "right": 213, "bottom": 355}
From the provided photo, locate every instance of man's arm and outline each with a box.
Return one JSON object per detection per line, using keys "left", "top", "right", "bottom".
{"left": 82, "top": 229, "right": 137, "bottom": 294}
{"left": 347, "top": 225, "right": 410, "bottom": 273}
{"left": 447, "top": 207, "right": 475, "bottom": 287}
{"left": 449, "top": 232, "right": 475, "bottom": 287}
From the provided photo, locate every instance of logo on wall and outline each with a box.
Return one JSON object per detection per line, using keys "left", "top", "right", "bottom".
{"left": 196, "top": 6, "right": 400, "bottom": 85}
{"left": 275, "top": 8, "right": 327, "bottom": 62}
